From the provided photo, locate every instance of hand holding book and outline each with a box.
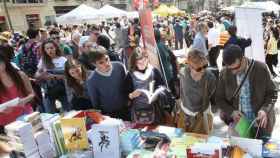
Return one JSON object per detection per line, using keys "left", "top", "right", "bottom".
{"left": 129, "top": 90, "right": 142, "bottom": 99}
{"left": 0, "top": 98, "right": 20, "bottom": 112}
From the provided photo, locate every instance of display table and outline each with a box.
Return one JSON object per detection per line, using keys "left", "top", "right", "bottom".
{"left": 1, "top": 111, "right": 280, "bottom": 158}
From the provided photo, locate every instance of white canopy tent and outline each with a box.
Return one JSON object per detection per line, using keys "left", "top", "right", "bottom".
{"left": 98, "top": 5, "right": 127, "bottom": 19}
{"left": 56, "top": 4, "right": 99, "bottom": 24}
{"left": 221, "top": 6, "right": 236, "bottom": 12}
{"left": 241, "top": 1, "right": 280, "bottom": 12}
{"left": 126, "top": 11, "right": 139, "bottom": 18}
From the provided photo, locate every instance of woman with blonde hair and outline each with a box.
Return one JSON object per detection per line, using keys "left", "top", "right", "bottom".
{"left": 177, "top": 48, "right": 216, "bottom": 134}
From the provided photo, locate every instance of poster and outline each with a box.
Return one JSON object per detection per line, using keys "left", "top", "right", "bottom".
{"left": 139, "top": 8, "right": 160, "bottom": 70}
{"left": 91, "top": 124, "right": 120, "bottom": 158}
{"left": 235, "top": 7, "right": 265, "bottom": 63}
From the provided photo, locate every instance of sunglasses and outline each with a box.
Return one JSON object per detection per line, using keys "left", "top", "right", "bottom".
{"left": 191, "top": 64, "right": 208, "bottom": 72}
{"left": 228, "top": 58, "right": 243, "bottom": 70}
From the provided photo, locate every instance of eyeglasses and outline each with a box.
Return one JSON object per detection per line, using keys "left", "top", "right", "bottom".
{"left": 190, "top": 64, "right": 208, "bottom": 72}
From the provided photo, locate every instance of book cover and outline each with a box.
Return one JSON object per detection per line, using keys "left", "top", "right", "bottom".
{"left": 0, "top": 97, "right": 20, "bottom": 111}
{"left": 91, "top": 124, "right": 120, "bottom": 158}
{"left": 60, "top": 118, "right": 89, "bottom": 151}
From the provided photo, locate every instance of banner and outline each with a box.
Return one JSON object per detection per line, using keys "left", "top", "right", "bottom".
{"left": 235, "top": 7, "right": 265, "bottom": 63}
{"left": 139, "top": 8, "right": 160, "bottom": 70}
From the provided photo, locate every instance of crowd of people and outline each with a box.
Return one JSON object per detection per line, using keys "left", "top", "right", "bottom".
{"left": 0, "top": 12, "right": 278, "bottom": 139}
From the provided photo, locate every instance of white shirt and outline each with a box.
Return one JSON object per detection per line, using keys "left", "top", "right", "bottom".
{"left": 37, "top": 56, "right": 67, "bottom": 70}
{"left": 208, "top": 27, "right": 220, "bottom": 48}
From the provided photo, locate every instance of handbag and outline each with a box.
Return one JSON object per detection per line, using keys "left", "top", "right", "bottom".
{"left": 232, "top": 116, "right": 268, "bottom": 139}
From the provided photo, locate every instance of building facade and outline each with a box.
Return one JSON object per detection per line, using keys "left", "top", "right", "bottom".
{"left": 0, "top": 0, "right": 130, "bottom": 31}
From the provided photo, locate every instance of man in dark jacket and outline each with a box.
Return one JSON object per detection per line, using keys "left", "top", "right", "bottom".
{"left": 216, "top": 44, "right": 277, "bottom": 136}
{"left": 224, "top": 25, "right": 252, "bottom": 55}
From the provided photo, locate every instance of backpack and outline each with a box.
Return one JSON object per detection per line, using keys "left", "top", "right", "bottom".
{"left": 19, "top": 42, "right": 39, "bottom": 78}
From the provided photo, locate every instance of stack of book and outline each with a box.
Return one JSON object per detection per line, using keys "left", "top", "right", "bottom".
{"left": 40, "top": 113, "right": 60, "bottom": 156}
{"left": 23, "top": 112, "right": 44, "bottom": 133}
{"left": 120, "top": 129, "right": 141, "bottom": 154}
{"left": 4, "top": 121, "right": 40, "bottom": 158}
{"left": 52, "top": 120, "right": 68, "bottom": 156}
{"left": 34, "top": 130, "right": 56, "bottom": 158}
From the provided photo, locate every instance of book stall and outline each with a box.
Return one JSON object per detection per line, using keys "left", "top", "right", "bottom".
{"left": 0, "top": 110, "right": 280, "bottom": 158}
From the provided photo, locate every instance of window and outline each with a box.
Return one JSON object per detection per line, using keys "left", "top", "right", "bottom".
{"left": 12, "top": 0, "right": 44, "bottom": 3}
{"left": 26, "top": 14, "right": 41, "bottom": 29}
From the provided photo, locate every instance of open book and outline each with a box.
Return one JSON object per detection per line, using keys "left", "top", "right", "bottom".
{"left": 0, "top": 97, "right": 20, "bottom": 112}
{"left": 137, "top": 87, "right": 165, "bottom": 104}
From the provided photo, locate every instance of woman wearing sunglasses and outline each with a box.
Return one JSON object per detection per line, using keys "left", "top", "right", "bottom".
{"left": 177, "top": 49, "right": 216, "bottom": 134}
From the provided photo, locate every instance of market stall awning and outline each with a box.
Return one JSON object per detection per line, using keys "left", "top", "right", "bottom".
{"left": 153, "top": 5, "right": 185, "bottom": 17}
{"left": 153, "top": 4, "right": 171, "bottom": 17}
{"left": 56, "top": 4, "right": 99, "bottom": 24}
{"left": 98, "top": 5, "right": 127, "bottom": 19}
{"left": 126, "top": 11, "right": 139, "bottom": 18}
{"left": 169, "top": 6, "right": 185, "bottom": 16}
{"left": 241, "top": 1, "right": 280, "bottom": 12}
{"left": 221, "top": 6, "right": 236, "bottom": 12}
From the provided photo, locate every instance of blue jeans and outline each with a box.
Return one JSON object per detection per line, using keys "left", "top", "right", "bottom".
{"left": 43, "top": 94, "right": 70, "bottom": 114}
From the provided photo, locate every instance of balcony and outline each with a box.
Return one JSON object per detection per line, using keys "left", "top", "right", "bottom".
{"left": 4, "top": 0, "right": 47, "bottom": 7}
{"left": 107, "top": 0, "right": 127, "bottom": 4}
